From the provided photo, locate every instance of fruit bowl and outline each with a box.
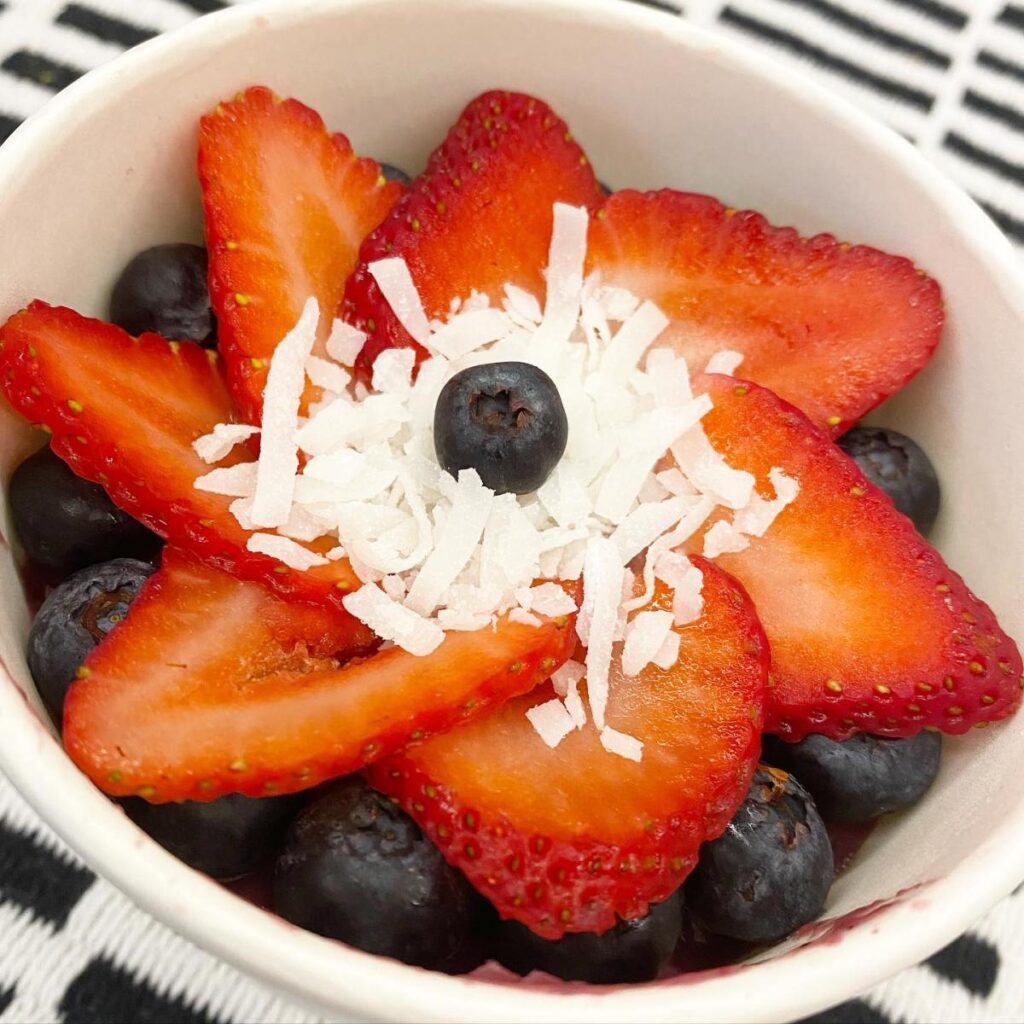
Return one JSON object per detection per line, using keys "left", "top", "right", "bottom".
{"left": 0, "top": 0, "right": 1021, "bottom": 1020}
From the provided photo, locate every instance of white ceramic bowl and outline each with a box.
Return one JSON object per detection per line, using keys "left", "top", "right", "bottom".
{"left": 0, "top": 0, "right": 1022, "bottom": 1020}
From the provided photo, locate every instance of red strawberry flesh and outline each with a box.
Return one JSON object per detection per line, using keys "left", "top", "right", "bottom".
{"left": 199, "top": 86, "right": 403, "bottom": 422}
{"left": 587, "top": 190, "right": 944, "bottom": 433}
{"left": 691, "top": 374, "right": 1022, "bottom": 739}
{"left": 65, "top": 549, "right": 578, "bottom": 802}
{"left": 344, "top": 90, "right": 604, "bottom": 379}
{"left": 0, "top": 303, "right": 361, "bottom": 605}
{"left": 368, "top": 559, "right": 768, "bottom": 938}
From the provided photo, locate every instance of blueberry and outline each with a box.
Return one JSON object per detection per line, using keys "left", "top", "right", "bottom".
{"left": 9, "top": 447, "right": 161, "bottom": 576}
{"left": 599, "top": 180, "right": 613, "bottom": 197}
{"left": 123, "top": 793, "right": 302, "bottom": 880}
{"left": 688, "top": 768, "right": 834, "bottom": 944}
{"left": 763, "top": 732, "right": 942, "bottom": 824}
{"left": 110, "top": 243, "right": 215, "bottom": 346}
{"left": 380, "top": 163, "right": 412, "bottom": 185}
{"left": 27, "top": 558, "right": 154, "bottom": 725}
{"left": 496, "top": 890, "right": 682, "bottom": 984}
{"left": 838, "top": 426, "right": 939, "bottom": 535}
{"left": 273, "top": 778, "right": 490, "bottom": 972}
{"left": 434, "top": 362, "right": 568, "bottom": 494}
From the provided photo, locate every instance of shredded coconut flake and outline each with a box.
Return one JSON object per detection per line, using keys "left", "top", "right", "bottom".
{"left": 509, "top": 608, "right": 543, "bottom": 628}
{"left": 325, "top": 319, "right": 366, "bottom": 367}
{"left": 580, "top": 537, "right": 625, "bottom": 730}
{"left": 621, "top": 610, "right": 675, "bottom": 677}
{"left": 250, "top": 297, "right": 320, "bottom": 527}
{"left": 193, "top": 424, "right": 260, "bottom": 464}
{"left": 703, "top": 520, "right": 750, "bottom": 559}
{"left": 550, "top": 659, "right": 585, "bottom": 698}
{"left": 599, "top": 726, "right": 644, "bottom": 762}
{"left": 526, "top": 698, "right": 577, "bottom": 749}
{"left": 194, "top": 462, "right": 257, "bottom": 497}
{"left": 246, "top": 532, "right": 329, "bottom": 570}
{"left": 343, "top": 582, "right": 445, "bottom": 656}
{"left": 306, "top": 355, "right": 351, "bottom": 394}
{"left": 368, "top": 258, "right": 432, "bottom": 345}
{"left": 705, "top": 350, "right": 745, "bottom": 375}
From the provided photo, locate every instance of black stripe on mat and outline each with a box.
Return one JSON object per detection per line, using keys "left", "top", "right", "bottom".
{"left": 980, "top": 199, "right": 1024, "bottom": 242}
{"left": 883, "top": 0, "right": 966, "bottom": 30}
{"left": 0, "top": 820, "right": 94, "bottom": 928}
{"left": 0, "top": 113, "right": 20, "bottom": 145}
{"left": 924, "top": 933, "right": 1000, "bottom": 997}
{"left": 945, "top": 131, "right": 1024, "bottom": 186}
{"left": 1, "top": 50, "right": 84, "bottom": 91}
{"left": 60, "top": 958, "right": 220, "bottom": 1024}
{"left": 963, "top": 88, "right": 1024, "bottom": 134}
{"left": 978, "top": 48, "right": 1024, "bottom": 84}
{"left": 719, "top": 7, "right": 935, "bottom": 111}
{"left": 56, "top": 3, "right": 158, "bottom": 48}
{"left": 771, "top": 0, "right": 951, "bottom": 68}
{"left": 626, "top": 0, "right": 682, "bottom": 12}
{"left": 796, "top": 998, "right": 895, "bottom": 1024}
{"left": 997, "top": 4, "right": 1024, "bottom": 32}
{"left": 173, "top": 0, "right": 229, "bottom": 13}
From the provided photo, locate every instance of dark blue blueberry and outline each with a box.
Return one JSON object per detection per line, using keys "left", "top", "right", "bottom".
{"left": 838, "top": 426, "right": 939, "bottom": 535}
{"left": 10, "top": 447, "right": 160, "bottom": 576}
{"left": 380, "top": 163, "right": 412, "bottom": 185}
{"left": 599, "top": 180, "right": 613, "bottom": 197}
{"left": 434, "top": 361, "right": 568, "bottom": 494}
{"left": 688, "top": 768, "right": 834, "bottom": 944}
{"left": 495, "top": 890, "right": 682, "bottom": 984}
{"left": 273, "top": 778, "right": 490, "bottom": 972}
{"left": 763, "top": 732, "right": 942, "bottom": 824}
{"left": 110, "top": 243, "right": 215, "bottom": 346}
{"left": 27, "top": 558, "right": 154, "bottom": 725}
{"left": 123, "top": 793, "right": 302, "bottom": 880}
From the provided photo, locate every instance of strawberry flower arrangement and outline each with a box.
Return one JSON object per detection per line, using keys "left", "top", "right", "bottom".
{"left": 3, "top": 87, "right": 1020, "bottom": 980}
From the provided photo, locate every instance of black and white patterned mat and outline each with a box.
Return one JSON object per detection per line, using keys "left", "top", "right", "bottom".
{"left": 0, "top": 1, "right": 1022, "bottom": 1022}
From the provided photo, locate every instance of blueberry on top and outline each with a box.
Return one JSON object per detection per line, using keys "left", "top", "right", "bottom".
{"left": 10, "top": 447, "right": 160, "bottom": 576}
{"left": 27, "top": 558, "right": 155, "bottom": 726}
{"left": 380, "top": 163, "right": 412, "bottom": 185}
{"left": 110, "top": 243, "right": 215, "bottom": 346}
{"left": 273, "top": 777, "right": 490, "bottom": 972}
{"left": 688, "top": 768, "right": 834, "bottom": 944}
{"left": 763, "top": 731, "right": 942, "bottom": 824}
{"left": 838, "top": 426, "right": 939, "bottom": 535}
{"left": 496, "top": 889, "right": 682, "bottom": 984}
{"left": 123, "top": 793, "right": 302, "bottom": 880}
{"left": 434, "top": 361, "right": 568, "bottom": 495}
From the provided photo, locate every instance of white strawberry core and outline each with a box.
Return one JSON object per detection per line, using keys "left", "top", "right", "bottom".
{"left": 194, "top": 203, "right": 799, "bottom": 761}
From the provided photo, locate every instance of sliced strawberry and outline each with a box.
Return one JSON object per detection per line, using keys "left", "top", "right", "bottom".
{"left": 65, "top": 549, "right": 578, "bottom": 803}
{"left": 344, "top": 90, "right": 604, "bottom": 379}
{"left": 368, "top": 559, "right": 768, "bottom": 939}
{"left": 199, "top": 86, "right": 403, "bottom": 422}
{"left": 0, "top": 303, "right": 361, "bottom": 604}
{"left": 587, "top": 190, "right": 944, "bottom": 434}
{"left": 691, "top": 374, "right": 1022, "bottom": 739}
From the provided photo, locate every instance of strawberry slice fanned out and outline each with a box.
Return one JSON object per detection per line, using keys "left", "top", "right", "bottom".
{"left": 65, "top": 549, "right": 579, "bottom": 803}
{"left": 0, "top": 303, "right": 361, "bottom": 604}
{"left": 344, "top": 90, "right": 605, "bottom": 379}
{"left": 368, "top": 559, "right": 768, "bottom": 939}
{"left": 200, "top": 86, "right": 403, "bottom": 422}
{"left": 587, "top": 190, "right": 944, "bottom": 434}
{"left": 692, "top": 374, "right": 1022, "bottom": 739}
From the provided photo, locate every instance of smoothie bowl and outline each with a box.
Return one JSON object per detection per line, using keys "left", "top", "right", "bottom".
{"left": 0, "top": 0, "right": 1022, "bottom": 1021}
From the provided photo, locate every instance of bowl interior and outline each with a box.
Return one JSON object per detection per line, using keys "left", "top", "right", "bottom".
{"left": 0, "top": 0, "right": 1021, "bottom": 1020}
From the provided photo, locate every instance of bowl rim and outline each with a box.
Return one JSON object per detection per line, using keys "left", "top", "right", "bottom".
{"left": 0, "top": 0, "right": 1022, "bottom": 1020}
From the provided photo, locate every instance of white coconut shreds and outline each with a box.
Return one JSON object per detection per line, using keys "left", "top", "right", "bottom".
{"left": 194, "top": 202, "right": 800, "bottom": 763}
{"left": 193, "top": 424, "right": 260, "bottom": 464}
{"left": 705, "top": 349, "right": 745, "bottom": 375}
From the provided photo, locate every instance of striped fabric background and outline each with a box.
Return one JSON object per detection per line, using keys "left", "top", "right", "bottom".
{"left": 0, "top": 1, "right": 1022, "bottom": 1022}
